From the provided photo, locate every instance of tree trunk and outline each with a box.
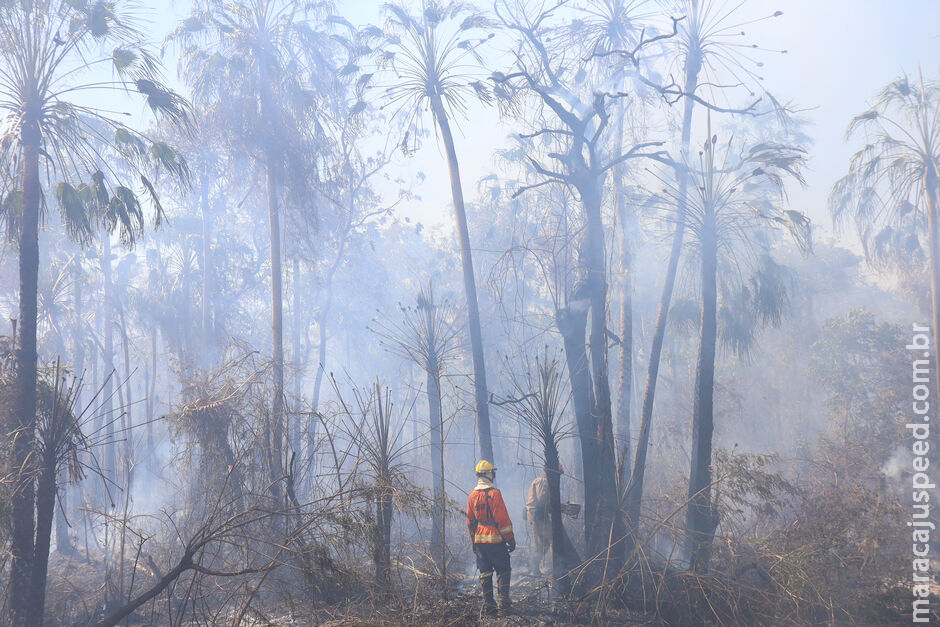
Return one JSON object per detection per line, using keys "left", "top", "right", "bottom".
{"left": 375, "top": 487, "right": 393, "bottom": 586}
{"left": 30, "top": 438, "right": 58, "bottom": 624}
{"left": 686, "top": 195, "right": 719, "bottom": 573}
{"left": 291, "top": 257, "right": 302, "bottom": 455}
{"left": 581, "top": 181, "right": 625, "bottom": 567}
{"left": 118, "top": 307, "right": 134, "bottom": 480}
{"left": 544, "top": 446, "right": 579, "bottom": 596}
{"left": 430, "top": 96, "right": 493, "bottom": 463}
{"left": 613, "top": 120, "right": 633, "bottom": 485}
{"left": 624, "top": 46, "right": 702, "bottom": 536}
{"left": 147, "top": 327, "right": 157, "bottom": 476}
{"left": 308, "top": 282, "right": 332, "bottom": 490}
{"left": 101, "top": 231, "right": 116, "bottom": 484}
{"left": 427, "top": 362, "right": 444, "bottom": 570}
{"left": 200, "top": 159, "right": 212, "bottom": 364}
{"left": 556, "top": 299, "right": 598, "bottom": 549}
{"left": 267, "top": 166, "right": 285, "bottom": 489}
{"left": 10, "top": 111, "right": 41, "bottom": 627}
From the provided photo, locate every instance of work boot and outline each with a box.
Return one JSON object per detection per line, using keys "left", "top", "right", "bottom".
{"left": 480, "top": 571, "right": 497, "bottom": 616}
{"left": 497, "top": 570, "right": 512, "bottom": 613}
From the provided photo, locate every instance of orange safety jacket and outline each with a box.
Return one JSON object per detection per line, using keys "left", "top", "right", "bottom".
{"left": 467, "top": 483, "right": 515, "bottom": 544}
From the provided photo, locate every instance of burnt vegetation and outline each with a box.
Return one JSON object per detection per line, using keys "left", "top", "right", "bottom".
{"left": 0, "top": 0, "right": 937, "bottom": 625}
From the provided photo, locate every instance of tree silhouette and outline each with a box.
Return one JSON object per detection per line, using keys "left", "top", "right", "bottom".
{"left": 380, "top": 1, "right": 497, "bottom": 463}
{"left": 0, "top": 2, "right": 188, "bottom": 622}
{"left": 831, "top": 72, "right": 940, "bottom": 418}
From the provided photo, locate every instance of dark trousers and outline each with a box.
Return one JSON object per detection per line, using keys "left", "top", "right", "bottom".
{"left": 474, "top": 542, "right": 511, "bottom": 575}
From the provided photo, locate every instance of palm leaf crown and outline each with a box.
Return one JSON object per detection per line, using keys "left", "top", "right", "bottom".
{"left": 0, "top": 0, "right": 191, "bottom": 247}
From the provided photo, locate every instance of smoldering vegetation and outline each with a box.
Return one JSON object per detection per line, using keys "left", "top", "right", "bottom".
{"left": 0, "top": 0, "right": 936, "bottom": 625}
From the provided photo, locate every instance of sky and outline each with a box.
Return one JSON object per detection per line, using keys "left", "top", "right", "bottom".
{"left": 144, "top": 1, "right": 940, "bottom": 248}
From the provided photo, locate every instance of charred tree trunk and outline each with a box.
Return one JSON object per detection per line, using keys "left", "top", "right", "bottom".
{"left": 30, "top": 424, "right": 58, "bottom": 625}
{"left": 556, "top": 298, "right": 598, "bottom": 548}
{"left": 374, "top": 486, "right": 393, "bottom": 586}
{"left": 430, "top": 95, "right": 493, "bottom": 463}
{"left": 10, "top": 109, "right": 41, "bottom": 627}
{"left": 427, "top": 360, "right": 445, "bottom": 570}
{"left": 686, "top": 189, "right": 719, "bottom": 573}
{"left": 544, "top": 445, "right": 579, "bottom": 596}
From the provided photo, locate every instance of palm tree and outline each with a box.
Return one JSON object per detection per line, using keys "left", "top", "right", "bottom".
{"left": 495, "top": 350, "right": 581, "bottom": 594}
{"left": 371, "top": 282, "right": 460, "bottom": 575}
{"left": 381, "top": 1, "right": 497, "bottom": 462}
{"left": 625, "top": 0, "right": 787, "bottom": 542}
{"left": 169, "top": 0, "right": 329, "bottom": 488}
{"left": 831, "top": 73, "right": 940, "bottom": 415}
{"left": 0, "top": 2, "right": 188, "bottom": 623}
{"left": 678, "top": 125, "right": 810, "bottom": 571}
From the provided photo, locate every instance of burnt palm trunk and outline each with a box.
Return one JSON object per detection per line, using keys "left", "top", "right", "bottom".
{"left": 544, "top": 446, "right": 580, "bottom": 595}
{"left": 10, "top": 110, "right": 41, "bottom": 627}
{"left": 686, "top": 199, "right": 719, "bottom": 573}
{"left": 430, "top": 95, "right": 493, "bottom": 463}
{"left": 374, "top": 486, "right": 393, "bottom": 586}
{"left": 625, "top": 46, "right": 702, "bottom": 533}
{"left": 30, "top": 428, "right": 58, "bottom": 623}
{"left": 427, "top": 359, "right": 445, "bottom": 569}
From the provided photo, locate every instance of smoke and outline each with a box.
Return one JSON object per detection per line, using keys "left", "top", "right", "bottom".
{"left": 880, "top": 446, "right": 907, "bottom": 481}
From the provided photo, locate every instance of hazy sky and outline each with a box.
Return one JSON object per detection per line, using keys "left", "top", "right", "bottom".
{"left": 149, "top": 1, "right": 940, "bottom": 248}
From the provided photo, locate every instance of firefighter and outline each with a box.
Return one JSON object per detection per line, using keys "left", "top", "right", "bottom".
{"left": 467, "top": 459, "right": 515, "bottom": 615}
{"left": 524, "top": 462, "right": 562, "bottom": 575}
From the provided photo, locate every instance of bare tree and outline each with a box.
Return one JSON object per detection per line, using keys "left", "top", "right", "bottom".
{"left": 492, "top": 0, "right": 673, "bottom": 568}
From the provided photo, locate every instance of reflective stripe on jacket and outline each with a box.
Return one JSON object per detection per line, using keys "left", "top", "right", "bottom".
{"left": 467, "top": 482, "right": 514, "bottom": 544}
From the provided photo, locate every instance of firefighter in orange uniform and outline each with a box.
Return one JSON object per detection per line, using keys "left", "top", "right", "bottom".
{"left": 467, "top": 459, "right": 515, "bottom": 615}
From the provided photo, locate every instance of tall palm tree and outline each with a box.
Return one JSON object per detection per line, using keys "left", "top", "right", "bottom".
{"left": 169, "top": 0, "right": 329, "bottom": 487}
{"left": 625, "top": 0, "right": 787, "bottom": 540}
{"left": 381, "top": 1, "right": 497, "bottom": 462}
{"left": 679, "top": 126, "right": 810, "bottom": 571}
{"left": 831, "top": 73, "right": 940, "bottom": 415}
{"left": 0, "top": 2, "right": 188, "bottom": 623}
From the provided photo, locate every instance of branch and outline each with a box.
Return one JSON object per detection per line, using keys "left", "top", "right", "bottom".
{"left": 519, "top": 127, "right": 573, "bottom": 140}
{"left": 638, "top": 73, "right": 763, "bottom": 115}
{"left": 489, "top": 392, "right": 539, "bottom": 407}
{"left": 510, "top": 178, "right": 558, "bottom": 199}
{"left": 601, "top": 141, "right": 670, "bottom": 172}
{"left": 589, "top": 16, "right": 684, "bottom": 67}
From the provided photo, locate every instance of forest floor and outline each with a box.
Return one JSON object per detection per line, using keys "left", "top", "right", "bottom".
{"left": 315, "top": 571, "right": 656, "bottom": 627}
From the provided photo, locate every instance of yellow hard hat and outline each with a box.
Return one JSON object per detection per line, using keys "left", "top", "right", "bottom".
{"left": 475, "top": 459, "right": 496, "bottom": 474}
